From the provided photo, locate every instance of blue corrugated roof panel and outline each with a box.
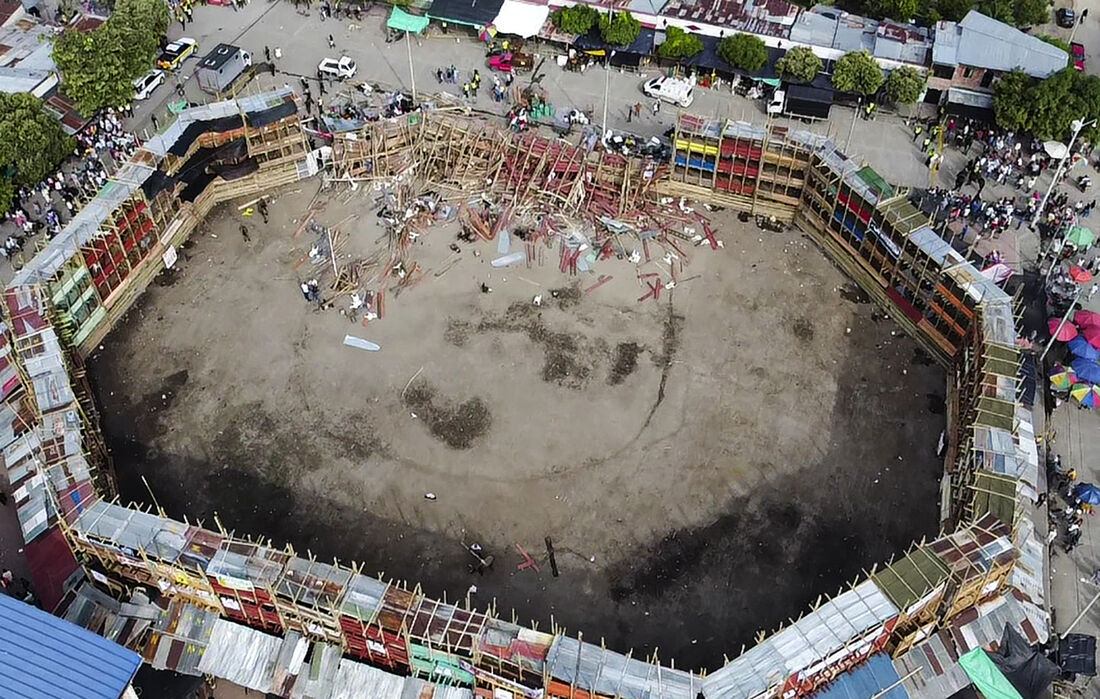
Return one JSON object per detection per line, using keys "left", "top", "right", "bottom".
{"left": 0, "top": 593, "right": 141, "bottom": 699}
{"left": 813, "top": 653, "right": 909, "bottom": 699}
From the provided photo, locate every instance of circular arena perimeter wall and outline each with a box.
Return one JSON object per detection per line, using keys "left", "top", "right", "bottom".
{"left": 0, "top": 89, "right": 1047, "bottom": 699}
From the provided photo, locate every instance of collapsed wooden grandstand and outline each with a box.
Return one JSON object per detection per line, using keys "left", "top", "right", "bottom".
{"left": 0, "top": 93, "right": 1051, "bottom": 699}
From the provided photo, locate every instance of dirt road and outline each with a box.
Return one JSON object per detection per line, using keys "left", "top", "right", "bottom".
{"left": 89, "top": 185, "right": 945, "bottom": 670}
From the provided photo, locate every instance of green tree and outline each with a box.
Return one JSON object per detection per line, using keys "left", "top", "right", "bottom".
{"left": 0, "top": 177, "right": 14, "bottom": 214}
{"left": 883, "top": 65, "right": 926, "bottom": 104}
{"left": 599, "top": 10, "right": 640, "bottom": 46}
{"left": 550, "top": 5, "right": 598, "bottom": 35}
{"left": 831, "top": 50, "right": 884, "bottom": 96}
{"left": 717, "top": 33, "right": 768, "bottom": 72}
{"left": 991, "top": 69, "right": 1032, "bottom": 132}
{"left": 1012, "top": 0, "right": 1048, "bottom": 26}
{"left": 0, "top": 93, "right": 75, "bottom": 190}
{"left": 1037, "top": 34, "right": 1071, "bottom": 53}
{"left": 657, "top": 26, "right": 703, "bottom": 59}
{"left": 1026, "top": 68, "right": 1080, "bottom": 138}
{"left": 775, "top": 46, "right": 822, "bottom": 83}
{"left": 977, "top": 0, "right": 1014, "bottom": 23}
{"left": 53, "top": 0, "right": 170, "bottom": 114}
{"left": 864, "top": 0, "right": 919, "bottom": 20}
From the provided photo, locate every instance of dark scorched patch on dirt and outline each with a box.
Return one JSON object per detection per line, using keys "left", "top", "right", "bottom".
{"left": 403, "top": 382, "right": 492, "bottom": 449}
{"left": 608, "top": 342, "right": 643, "bottom": 385}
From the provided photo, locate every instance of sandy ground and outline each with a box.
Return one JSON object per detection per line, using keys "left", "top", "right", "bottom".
{"left": 90, "top": 182, "right": 946, "bottom": 670}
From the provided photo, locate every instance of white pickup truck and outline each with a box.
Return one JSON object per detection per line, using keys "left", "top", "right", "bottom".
{"left": 318, "top": 56, "right": 357, "bottom": 80}
{"left": 641, "top": 76, "right": 694, "bottom": 108}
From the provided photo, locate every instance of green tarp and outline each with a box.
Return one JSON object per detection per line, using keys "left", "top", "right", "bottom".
{"left": 388, "top": 6, "right": 430, "bottom": 33}
{"left": 958, "top": 648, "right": 1024, "bottom": 699}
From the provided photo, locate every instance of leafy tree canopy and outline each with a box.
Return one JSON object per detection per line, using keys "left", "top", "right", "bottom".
{"left": 550, "top": 5, "right": 598, "bottom": 35}
{"left": 993, "top": 68, "right": 1100, "bottom": 143}
{"left": 717, "top": 33, "right": 768, "bottom": 72}
{"left": 599, "top": 10, "right": 640, "bottom": 46}
{"left": 992, "top": 68, "right": 1033, "bottom": 133}
{"left": 657, "top": 26, "right": 703, "bottom": 59}
{"left": 934, "top": 0, "right": 975, "bottom": 20}
{"left": 53, "top": 0, "right": 170, "bottom": 114}
{"left": 775, "top": 46, "right": 822, "bottom": 84}
{"left": 883, "top": 65, "right": 926, "bottom": 104}
{"left": 0, "top": 176, "right": 14, "bottom": 215}
{"left": 831, "top": 50, "right": 884, "bottom": 95}
{"left": 0, "top": 93, "right": 75, "bottom": 191}
{"left": 976, "top": 0, "right": 1047, "bottom": 26}
{"left": 1037, "top": 34, "right": 1071, "bottom": 53}
{"left": 863, "top": 0, "right": 919, "bottom": 20}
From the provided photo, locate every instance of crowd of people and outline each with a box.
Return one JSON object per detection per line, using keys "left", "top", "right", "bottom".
{"left": 920, "top": 117, "right": 1096, "bottom": 253}
{"left": 2, "top": 109, "right": 139, "bottom": 260}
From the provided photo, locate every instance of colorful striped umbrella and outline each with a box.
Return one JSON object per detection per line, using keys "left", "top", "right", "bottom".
{"left": 1051, "top": 364, "right": 1077, "bottom": 390}
{"left": 1071, "top": 383, "right": 1100, "bottom": 408}
{"left": 1050, "top": 317, "right": 1079, "bottom": 341}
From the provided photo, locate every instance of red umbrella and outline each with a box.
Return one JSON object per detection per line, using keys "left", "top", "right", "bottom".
{"left": 1071, "top": 265, "right": 1094, "bottom": 283}
{"left": 1084, "top": 325, "right": 1100, "bottom": 349}
{"left": 1077, "top": 310, "right": 1100, "bottom": 328}
{"left": 1050, "top": 318, "right": 1080, "bottom": 341}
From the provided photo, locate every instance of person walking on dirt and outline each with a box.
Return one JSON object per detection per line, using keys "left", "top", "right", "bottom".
{"left": 240, "top": 224, "right": 250, "bottom": 242}
{"left": 328, "top": 34, "right": 335, "bottom": 49}
{"left": 258, "top": 199, "right": 269, "bottom": 224}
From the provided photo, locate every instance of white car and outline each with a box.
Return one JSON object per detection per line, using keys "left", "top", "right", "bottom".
{"left": 133, "top": 69, "right": 165, "bottom": 100}
{"left": 641, "top": 76, "right": 694, "bottom": 108}
{"left": 318, "top": 56, "right": 357, "bottom": 80}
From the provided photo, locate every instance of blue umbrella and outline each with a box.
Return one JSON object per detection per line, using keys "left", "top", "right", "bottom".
{"left": 1075, "top": 483, "right": 1100, "bottom": 505}
{"left": 1072, "top": 357, "right": 1100, "bottom": 384}
{"left": 1069, "top": 336, "right": 1100, "bottom": 361}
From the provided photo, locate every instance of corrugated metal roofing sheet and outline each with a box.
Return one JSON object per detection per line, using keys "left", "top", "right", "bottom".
{"left": 813, "top": 653, "right": 907, "bottom": 699}
{"left": 546, "top": 636, "right": 701, "bottom": 699}
{"left": 893, "top": 631, "right": 970, "bottom": 699}
{"left": 330, "top": 657, "right": 407, "bottom": 698}
{"left": 197, "top": 618, "right": 281, "bottom": 693}
{"left": 0, "top": 593, "right": 141, "bottom": 699}
{"left": 954, "top": 10, "right": 1068, "bottom": 77}
{"left": 144, "top": 600, "right": 219, "bottom": 675}
{"left": 289, "top": 641, "right": 343, "bottom": 699}
{"left": 949, "top": 589, "right": 1048, "bottom": 652}
{"left": 700, "top": 580, "right": 898, "bottom": 699}
{"left": 871, "top": 546, "right": 950, "bottom": 612}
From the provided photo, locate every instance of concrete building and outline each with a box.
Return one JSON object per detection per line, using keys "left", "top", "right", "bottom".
{"left": 928, "top": 10, "right": 1068, "bottom": 110}
{"left": 787, "top": 6, "right": 930, "bottom": 67}
{"left": 0, "top": 18, "right": 58, "bottom": 97}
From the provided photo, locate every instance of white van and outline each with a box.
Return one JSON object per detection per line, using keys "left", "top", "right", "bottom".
{"left": 641, "top": 76, "right": 694, "bottom": 108}
{"left": 318, "top": 56, "right": 357, "bottom": 80}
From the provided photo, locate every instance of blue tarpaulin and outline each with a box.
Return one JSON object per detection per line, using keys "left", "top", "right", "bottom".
{"left": 812, "top": 654, "right": 909, "bottom": 699}
{"left": 0, "top": 594, "right": 142, "bottom": 698}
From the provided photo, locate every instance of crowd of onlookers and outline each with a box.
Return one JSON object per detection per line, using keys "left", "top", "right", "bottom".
{"left": 1, "top": 109, "right": 139, "bottom": 260}
{"left": 921, "top": 117, "right": 1096, "bottom": 250}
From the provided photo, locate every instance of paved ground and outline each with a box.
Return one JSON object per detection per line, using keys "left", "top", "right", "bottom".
{"left": 139, "top": 2, "right": 933, "bottom": 181}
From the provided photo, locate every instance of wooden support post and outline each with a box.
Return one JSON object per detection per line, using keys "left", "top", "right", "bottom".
{"left": 544, "top": 536, "right": 559, "bottom": 578}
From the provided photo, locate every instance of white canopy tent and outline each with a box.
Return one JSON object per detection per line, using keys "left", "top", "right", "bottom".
{"left": 492, "top": 0, "right": 549, "bottom": 38}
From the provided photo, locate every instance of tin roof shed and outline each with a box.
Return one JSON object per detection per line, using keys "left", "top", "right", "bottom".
{"left": 0, "top": 593, "right": 141, "bottom": 699}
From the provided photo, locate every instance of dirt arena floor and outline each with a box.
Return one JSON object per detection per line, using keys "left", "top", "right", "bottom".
{"left": 89, "top": 182, "right": 946, "bottom": 670}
